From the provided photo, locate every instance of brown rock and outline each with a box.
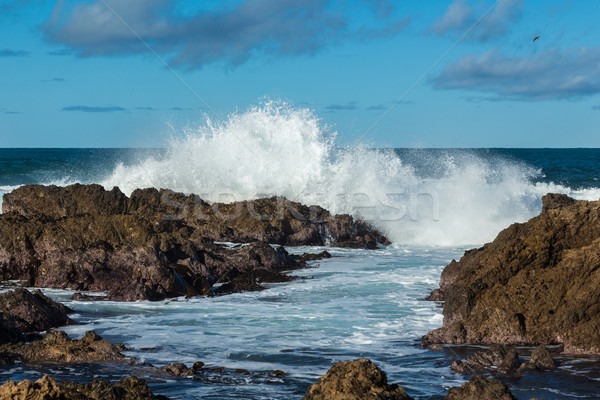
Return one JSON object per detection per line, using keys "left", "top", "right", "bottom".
{"left": 445, "top": 375, "right": 516, "bottom": 400}
{"left": 0, "top": 375, "right": 169, "bottom": 399}
{"left": 520, "top": 345, "right": 556, "bottom": 370}
{"left": 450, "top": 345, "right": 521, "bottom": 374}
{"left": 302, "top": 358, "right": 413, "bottom": 400}
{"left": 423, "top": 194, "right": 600, "bottom": 354}
{"left": 0, "top": 288, "right": 74, "bottom": 345}
{"left": 0, "top": 330, "right": 129, "bottom": 363}
{"left": 162, "top": 362, "right": 193, "bottom": 376}
{"left": 0, "top": 185, "right": 387, "bottom": 301}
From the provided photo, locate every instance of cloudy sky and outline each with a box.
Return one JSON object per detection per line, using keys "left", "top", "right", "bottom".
{"left": 1, "top": 0, "right": 599, "bottom": 147}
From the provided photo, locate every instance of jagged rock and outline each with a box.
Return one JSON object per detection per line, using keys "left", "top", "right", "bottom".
{"left": 0, "top": 288, "right": 73, "bottom": 345}
{"left": 520, "top": 345, "right": 556, "bottom": 370}
{"left": 426, "top": 288, "right": 444, "bottom": 301}
{"left": 300, "top": 250, "right": 332, "bottom": 263}
{"left": 162, "top": 362, "right": 193, "bottom": 376}
{"left": 424, "top": 194, "right": 600, "bottom": 354}
{"left": 302, "top": 358, "right": 413, "bottom": 400}
{"left": 0, "top": 375, "right": 169, "bottom": 399}
{"left": 0, "top": 185, "right": 387, "bottom": 301}
{"left": 0, "top": 330, "right": 130, "bottom": 363}
{"left": 2, "top": 184, "right": 388, "bottom": 248}
{"left": 445, "top": 375, "right": 516, "bottom": 400}
{"left": 450, "top": 345, "right": 521, "bottom": 374}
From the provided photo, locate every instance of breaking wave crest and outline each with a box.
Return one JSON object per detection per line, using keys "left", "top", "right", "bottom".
{"left": 102, "top": 101, "right": 600, "bottom": 247}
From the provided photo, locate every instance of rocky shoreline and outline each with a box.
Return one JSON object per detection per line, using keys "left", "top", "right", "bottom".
{"left": 423, "top": 193, "right": 600, "bottom": 355}
{"left": 1, "top": 187, "right": 598, "bottom": 398}
{"left": 0, "top": 184, "right": 386, "bottom": 301}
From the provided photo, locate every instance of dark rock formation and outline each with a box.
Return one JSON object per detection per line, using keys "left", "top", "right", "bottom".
{"left": 2, "top": 184, "right": 388, "bottom": 248}
{"left": 162, "top": 362, "right": 194, "bottom": 376}
{"left": 0, "top": 288, "right": 73, "bottom": 344}
{"left": 0, "top": 330, "right": 130, "bottom": 363}
{"left": 0, "top": 375, "right": 168, "bottom": 399}
{"left": 520, "top": 345, "right": 556, "bottom": 371}
{"left": 303, "top": 358, "right": 523, "bottom": 400}
{"left": 300, "top": 250, "right": 332, "bottom": 263}
{"left": 444, "top": 375, "right": 516, "bottom": 400}
{"left": 423, "top": 194, "right": 600, "bottom": 354}
{"left": 0, "top": 185, "right": 387, "bottom": 301}
{"left": 302, "top": 358, "right": 413, "bottom": 400}
{"left": 450, "top": 345, "right": 521, "bottom": 374}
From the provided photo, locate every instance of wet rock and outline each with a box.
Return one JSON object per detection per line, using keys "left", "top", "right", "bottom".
{"left": 192, "top": 361, "right": 205, "bottom": 372}
{"left": 0, "top": 288, "right": 73, "bottom": 333}
{"left": 300, "top": 250, "right": 332, "bottom": 263}
{"left": 450, "top": 345, "right": 521, "bottom": 374}
{"left": 0, "top": 375, "right": 169, "bottom": 399}
{"left": 0, "top": 288, "right": 73, "bottom": 345}
{"left": 214, "top": 269, "right": 295, "bottom": 295}
{"left": 302, "top": 358, "right": 413, "bottom": 400}
{"left": 0, "top": 330, "right": 130, "bottom": 363}
{"left": 424, "top": 194, "right": 600, "bottom": 354}
{"left": 162, "top": 362, "right": 193, "bottom": 376}
{"left": 0, "top": 185, "right": 387, "bottom": 301}
{"left": 426, "top": 288, "right": 444, "bottom": 301}
{"left": 272, "top": 370, "right": 286, "bottom": 377}
{"left": 70, "top": 292, "right": 108, "bottom": 301}
{"left": 520, "top": 345, "right": 556, "bottom": 370}
{"left": 445, "top": 375, "right": 516, "bottom": 400}
{"left": 0, "top": 188, "right": 305, "bottom": 301}
{"left": 235, "top": 368, "right": 250, "bottom": 374}
{"left": 2, "top": 184, "right": 389, "bottom": 248}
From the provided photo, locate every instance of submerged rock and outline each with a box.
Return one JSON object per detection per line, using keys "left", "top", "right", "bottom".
{"left": 0, "top": 288, "right": 74, "bottom": 344}
{"left": 450, "top": 345, "right": 521, "bottom": 374}
{"left": 0, "top": 375, "right": 169, "bottom": 399}
{"left": 423, "top": 194, "right": 600, "bottom": 354}
{"left": 445, "top": 375, "right": 516, "bottom": 400}
{"left": 0, "top": 330, "right": 130, "bottom": 364}
{"left": 302, "top": 358, "right": 413, "bottom": 400}
{"left": 0, "top": 185, "right": 387, "bottom": 301}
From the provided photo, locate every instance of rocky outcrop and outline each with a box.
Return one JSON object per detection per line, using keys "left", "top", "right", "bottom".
{"left": 303, "top": 358, "right": 524, "bottom": 400}
{"left": 2, "top": 184, "right": 388, "bottom": 248}
{"left": 0, "top": 185, "right": 386, "bottom": 301}
{"left": 302, "top": 358, "right": 413, "bottom": 400}
{"left": 450, "top": 345, "right": 521, "bottom": 374}
{"left": 520, "top": 345, "right": 556, "bottom": 371}
{"left": 444, "top": 375, "right": 516, "bottom": 400}
{"left": 0, "top": 375, "right": 168, "bottom": 399}
{"left": 0, "top": 288, "right": 74, "bottom": 344}
{"left": 423, "top": 194, "right": 600, "bottom": 354}
{"left": 0, "top": 330, "right": 129, "bottom": 364}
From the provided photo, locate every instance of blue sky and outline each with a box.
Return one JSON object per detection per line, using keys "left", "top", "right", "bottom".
{"left": 1, "top": 0, "right": 599, "bottom": 148}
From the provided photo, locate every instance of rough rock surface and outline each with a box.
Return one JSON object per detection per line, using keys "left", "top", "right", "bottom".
{"left": 0, "top": 330, "right": 129, "bottom": 363}
{"left": 0, "top": 185, "right": 387, "bottom": 301}
{"left": 0, "top": 375, "right": 168, "bottom": 399}
{"left": 0, "top": 288, "right": 73, "bottom": 344}
{"left": 2, "top": 184, "right": 388, "bottom": 248}
{"left": 450, "top": 345, "right": 521, "bottom": 374}
{"left": 520, "top": 345, "right": 556, "bottom": 370}
{"left": 444, "top": 375, "right": 516, "bottom": 400}
{"left": 423, "top": 194, "right": 600, "bottom": 354}
{"left": 302, "top": 358, "right": 413, "bottom": 400}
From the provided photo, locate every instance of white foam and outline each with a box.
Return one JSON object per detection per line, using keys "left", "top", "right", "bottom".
{"left": 94, "top": 101, "right": 600, "bottom": 246}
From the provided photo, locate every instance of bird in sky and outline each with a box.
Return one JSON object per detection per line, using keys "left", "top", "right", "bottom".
{"left": 533, "top": 36, "right": 540, "bottom": 42}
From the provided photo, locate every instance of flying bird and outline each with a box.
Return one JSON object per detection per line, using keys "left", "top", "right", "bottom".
{"left": 533, "top": 36, "right": 540, "bottom": 42}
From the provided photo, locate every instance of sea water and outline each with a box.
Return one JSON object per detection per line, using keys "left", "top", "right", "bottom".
{"left": 1, "top": 103, "right": 600, "bottom": 398}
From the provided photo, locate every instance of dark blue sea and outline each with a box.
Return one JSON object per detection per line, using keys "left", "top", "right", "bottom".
{"left": 1, "top": 146, "right": 599, "bottom": 399}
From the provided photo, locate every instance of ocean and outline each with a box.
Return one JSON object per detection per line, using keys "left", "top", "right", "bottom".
{"left": 1, "top": 105, "right": 600, "bottom": 398}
